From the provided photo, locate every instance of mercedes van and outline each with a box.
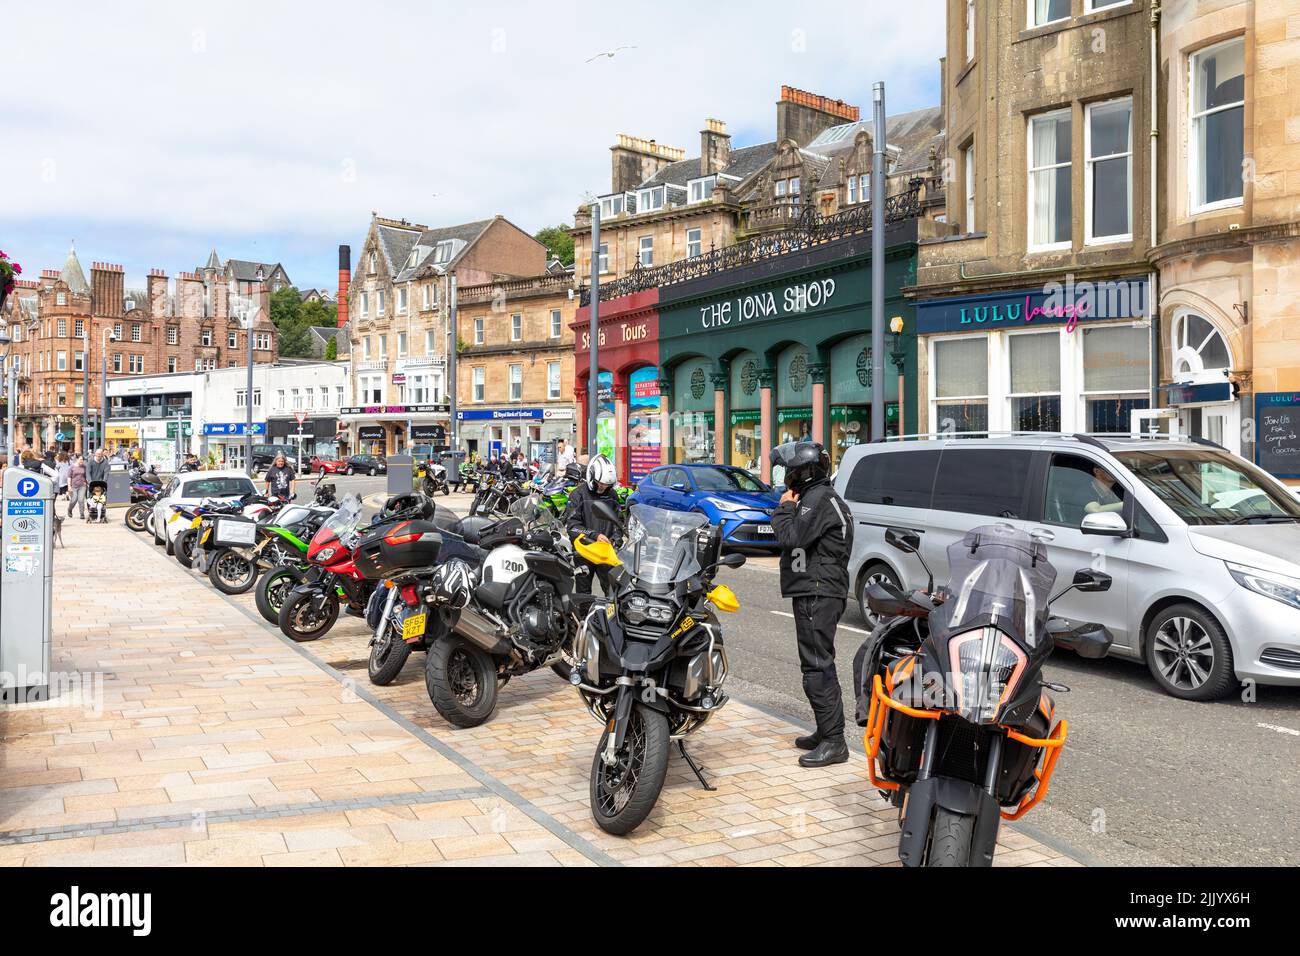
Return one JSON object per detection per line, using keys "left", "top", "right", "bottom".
{"left": 835, "top": 435, "right": 1300, "bottom": 700}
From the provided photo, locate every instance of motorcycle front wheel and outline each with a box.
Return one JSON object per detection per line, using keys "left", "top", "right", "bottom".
{"left": 208, "top": 548, "right": 257, "bottom": 595}
{"left": 368, "top": 625, "right": 414, "bottom": 686}
{"left": 255, "top": 566, "right": 304, "bottom": 624}
{"left": 925, "top": 807, "right": 975, "bottom": 867}
{"left": 425, "top": 636, "right": 498, "bottom": 728}
{"left": 125, "top": 504, "right": 148, "bottom": 532}
{"left": 174, "top": 528, "right": 199, "bottom": 569}
{"left": 589, "top": 702, "right": 670, "bottom": 836}
{"left": 278, "top": 588, "right": 340, "bottom": 642}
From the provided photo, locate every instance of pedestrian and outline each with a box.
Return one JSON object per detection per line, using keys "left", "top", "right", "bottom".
{"left": 555, "top": 438, "right": 575, "bottom": 473}
{"left": 68, "top": 454, "right": 88, "bottom": 519}
{"left": 55, "top": 451, "right": 72, "bottom": 499}
{"left": 87, "top": 447, "right": 109, "bottom": 487}
{"left": 263, "top": 452, "right": 296, "bottom": 501}
{"left": 769, "top": 441, "right": 854, "bottom": 768}
{"left": 563, "top": 454, "right": 622, "bottom": 596}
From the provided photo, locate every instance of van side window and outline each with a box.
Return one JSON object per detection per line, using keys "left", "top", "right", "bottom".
{"left": 845, "top": 450, "right": 940, "bottom": 508}
{"left": 1043, "top": 454, "right": 1126, "bottom": 527}
{"left": 932, "top": 448, "right": 1034, "bottom": 518}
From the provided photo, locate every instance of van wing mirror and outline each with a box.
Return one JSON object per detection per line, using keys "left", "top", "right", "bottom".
{"left": 884, "top": 527, "right": 921, "bottom": 554}
{"left": 1080, "top": 511, "right": 1128, "bottom": 536}
{"left": 1071, "top": 569, "right": 1112, "bottom": 593}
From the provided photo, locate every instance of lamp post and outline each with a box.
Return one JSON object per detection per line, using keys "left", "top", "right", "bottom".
{"left": 870, "top": 81, "right": 887, "bottom": 441}
{"left": 100, "top": 328, "right": 117, "bottom": 453}
{"left": 588, "top": 203, "right": 601, "bottom": 459}
{"left": 0, "top": 325, "right": 13, "bottom": 465}
{"left": 81, "top": 323, "right": 89, "bottom": 455}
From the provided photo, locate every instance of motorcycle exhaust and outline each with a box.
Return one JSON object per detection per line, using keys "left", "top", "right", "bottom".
{"left": 451, "top": 605, "right": 513, "bottom": 657}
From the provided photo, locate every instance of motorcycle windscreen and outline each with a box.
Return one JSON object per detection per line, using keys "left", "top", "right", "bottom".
{"left": 933, "top": 523, "right": 1057, "bottom": 649}
{"left": 618, "top": 504, "right": 708, "bottom": 585}
{"left": 310, "top": 493, "right": 364, "bottom": 549}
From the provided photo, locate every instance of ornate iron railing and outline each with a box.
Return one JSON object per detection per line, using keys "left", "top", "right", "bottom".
{"left": 579, "top": 177, "right": 924, "bottom": 306}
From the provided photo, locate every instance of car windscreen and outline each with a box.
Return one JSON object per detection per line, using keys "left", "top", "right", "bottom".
{"left": 182, "top": 477, "right": 256, "bottom": 498}
{"left": 1113, "top": 449, "right": 1300, "bottom": 525}
{"left": 692, "top": 468, "right": 768, "bottom": 493}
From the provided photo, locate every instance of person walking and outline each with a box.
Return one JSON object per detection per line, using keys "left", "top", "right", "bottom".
{"left": 87, "top": 447, "right": 109, "bottom": 487}
{"left": 555, "top": 438, "right": 575, "bottom": 474}
{"left": 67, "top": 454, "right": 88, "bottom": 520}
{"left": 54, "top": 451, "right": 72, "bottom": 500}
{"left": 769, "top": 441, "right": 854, "bottom": 768}
{"left": 263, "top": 452, "right": 296, "bottom": 501}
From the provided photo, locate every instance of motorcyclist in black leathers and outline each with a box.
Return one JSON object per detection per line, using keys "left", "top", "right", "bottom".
{"left": 563, "top": 454, "right": 622, "bottom": 595}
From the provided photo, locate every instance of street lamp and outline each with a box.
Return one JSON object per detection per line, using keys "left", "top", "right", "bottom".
{"left": 888, "top": 315, "right": 907, "bottom": 373}
{"left": 100, "top": 329, "right": 117, "bottom": 453}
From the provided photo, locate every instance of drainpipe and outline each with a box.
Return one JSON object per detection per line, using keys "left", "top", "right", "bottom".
{"left": 1149, "top": 1, "right": 1161, "bottom": 414}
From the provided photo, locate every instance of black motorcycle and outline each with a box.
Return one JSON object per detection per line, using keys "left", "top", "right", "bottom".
{"left": 855, "top": 523, "right": 1113, "bottom": 867}
{"left": 570, "top": 501, "right": 744, "bottom": 835}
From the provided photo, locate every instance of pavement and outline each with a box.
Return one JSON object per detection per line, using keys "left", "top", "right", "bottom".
{"left": 0, "top": 516, "right": 1082, "bottom": 867}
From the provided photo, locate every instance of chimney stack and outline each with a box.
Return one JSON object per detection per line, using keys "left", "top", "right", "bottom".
{"left": 91, "top": 262, "right": 125, "bottom": 318}
{"left": 609, "top": 134, "right": 685, "bottom": 193}
{"left": 700, "top": 119, "right": 731, "bottom": 177}
{"left": 337, "top": 245, "right": 350, "bottom": 330}
{"left": 776, "top": 86, "right": 860, "bottom": 146}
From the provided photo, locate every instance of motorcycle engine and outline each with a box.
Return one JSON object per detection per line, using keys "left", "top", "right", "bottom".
{"left": 519, "top": 586, "right": 563, "bottom": 644}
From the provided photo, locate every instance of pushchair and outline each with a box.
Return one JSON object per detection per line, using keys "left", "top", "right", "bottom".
{"left": 87, "top": 481, "right": 109, "bottom": 523}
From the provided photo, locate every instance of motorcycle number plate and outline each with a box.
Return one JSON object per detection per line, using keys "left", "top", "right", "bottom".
{"left": 401, "top": 613, "right": 427, "bottom": 641}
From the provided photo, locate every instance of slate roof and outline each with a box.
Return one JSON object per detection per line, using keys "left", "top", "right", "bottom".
{"left": 801, "top": 107, "right": 944, "bottom": 190}
{"left": 225, "top": 259, "right": 286, "bottom": 282}
{"left": 640, "top": 141, "right": 778, "bottom": 191}
{"left": 387, "top": 218, "right": 496, "bottom": 281}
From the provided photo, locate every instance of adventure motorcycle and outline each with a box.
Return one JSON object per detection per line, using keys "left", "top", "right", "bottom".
{"left": 168, "top": 494, "right": 277, "bottom": 569}
{"left": 419, "top": 459, "right": 452, "bottom": 497}
{"left": 856, "top": 523, "right": 1113, "bottom": 867}
{"left": 570, "top": 502, "right": 744, "bottom": 835}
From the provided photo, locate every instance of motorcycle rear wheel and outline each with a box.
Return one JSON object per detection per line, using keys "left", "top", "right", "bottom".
{"left": 125, "top": 504, "right": 148, "bottom": 532}
{"left": 426, "top": 636, "right": 497, "bottom": 728}
{"left": 589, "top": 703, "right": 670, "bottom": 836}
{"left": 368, "top": 626, "right": 414, "bottom": 686}
{"left": 278, "top": 589, "right": 340, "bottom": 642}
{"left": 925, "top": 807, "right": 974, "bottom": 867}
{"left": 255, "top": 566, "right": 304, "bottom": 624}
{"left": 209, "top": 548, "right": 257, "bottom": 595}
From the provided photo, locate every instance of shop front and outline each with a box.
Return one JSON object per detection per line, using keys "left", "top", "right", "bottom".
{"left": 339, "top": 403, "right": 450, "bottom": 457}
{"left": 457, "top": 406, "right": 575, "bottom": 462}
{"left": 201, "top": 422, "right": 266, "bottom": 469}
{"left": 915, "top": 276, "right": 1152, "bottom": 437}
{"left": 267, "top": 415, "right": 340, "bottom": 462}
{"left": 669, "top": 356, "right": 716, "bottom": 464}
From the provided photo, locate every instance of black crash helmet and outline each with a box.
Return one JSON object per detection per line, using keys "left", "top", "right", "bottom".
{"left": 381, "top": 493, "right": 435, "bottom": 522}
{"left": 769, "top": 441, "right": 830, "bottom": 494}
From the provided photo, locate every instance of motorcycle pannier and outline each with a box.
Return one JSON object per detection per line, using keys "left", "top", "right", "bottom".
{"left": 367, "top": 520, "right": 444, "bottom": 575}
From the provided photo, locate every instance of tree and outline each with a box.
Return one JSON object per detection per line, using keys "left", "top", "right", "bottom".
{"left": 300, "top": 298, "right": 337, "bottom": 329}
{"left": 269, "top": 286, "right": 312, "bottom": 357}
{"left": 324, "top": 336, "right": 337, "bottom": 361}
{"left": 534, "top": 225, "right": 574, "bottom": 266}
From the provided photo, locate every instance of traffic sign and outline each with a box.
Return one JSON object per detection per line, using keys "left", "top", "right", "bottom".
{"left": 54, "top": 432, "right": 65, "bottom": 442}
{"left": 294, "top": 411, "right": 308, "bottom": 426}
{"left": 16, "top": 477, "right": 39, "bottom": 498}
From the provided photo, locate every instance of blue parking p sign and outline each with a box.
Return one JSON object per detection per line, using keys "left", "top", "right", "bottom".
{"left": 16, "top": 477, "right": 39, "bottom": 498}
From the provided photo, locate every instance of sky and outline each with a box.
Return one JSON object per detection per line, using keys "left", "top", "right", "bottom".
{"left": 2, "top": 0, "right": 944, "bottom": 294}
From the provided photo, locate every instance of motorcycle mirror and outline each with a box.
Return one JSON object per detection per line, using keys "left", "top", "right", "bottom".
{"left": 1071, "top": 568, "right": 1112, "bottom": 593}
{"left": 591, "top": 500, "right": 622, "bottom": 525}
{"left": 718, "top": 552, "right": 746, "bottom": 569}
{"left": 885, "top": 527, "right": 920, "bottom": 554}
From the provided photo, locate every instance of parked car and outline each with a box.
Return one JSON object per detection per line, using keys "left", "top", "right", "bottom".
{"left": 251, "top": 444, "right": 299, "bottom": 471}
{"left": 630, "top": 463, "right": 781, "bottom": 549}
{"left": 309, "top": 455, "right": 347, "bottom": 475}
{"left": 835, "top": 434, "right": 1300, "bottom": 701}
{"left": 150, "top": 470, "right": 259, "bottom": 553}
{"left": 345, "top": 454, "right": 387, "bottom": 476}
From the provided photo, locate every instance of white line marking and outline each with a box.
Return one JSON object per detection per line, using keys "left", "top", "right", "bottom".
{"left": 770, "top": 609, "right": 871, "bottom": 636}
{"left": 1257, "top": 722, "right": 1300, "bottom": 737}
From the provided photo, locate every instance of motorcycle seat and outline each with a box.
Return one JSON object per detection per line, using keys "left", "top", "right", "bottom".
{"left": 453, "top": 515, "right": 497, "bottom": 545}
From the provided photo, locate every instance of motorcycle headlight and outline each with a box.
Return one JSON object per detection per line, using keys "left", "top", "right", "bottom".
{"left": 947, "top": 627, "right": 1026, "bottom": 724}
{"left": 314, "top": 546, "right": 337, "bottom": 563}
{"left": 1227, "top": 562, "right": 1300, "bottom": 611}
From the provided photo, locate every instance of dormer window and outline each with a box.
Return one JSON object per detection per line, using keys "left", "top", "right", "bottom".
{"left": 407, "top": 249, "right": 419, "bottom": 268}
{"left": 598, "top": 193, "right": 630, "bottom": 219}
{"left": 688, "top": 176, "right": 716, "bottom": 204}
{"left": 637, "top": 186, "right": 665, "bottom": 213}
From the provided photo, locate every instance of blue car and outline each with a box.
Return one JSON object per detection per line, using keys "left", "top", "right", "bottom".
{"left": 630, "top": 464, "right": 781, "bottom": 550}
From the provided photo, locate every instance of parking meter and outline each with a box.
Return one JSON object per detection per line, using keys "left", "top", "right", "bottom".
{"left": 1, "top": 469, "right": 54, "bottom": 702}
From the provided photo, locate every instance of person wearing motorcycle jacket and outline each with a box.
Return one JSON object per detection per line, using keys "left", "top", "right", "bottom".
{"left": 564, "top": 453, "right": 622, "bottom": 595}
{"left": 769, "top": 441, "right": 853, "bottom": 768}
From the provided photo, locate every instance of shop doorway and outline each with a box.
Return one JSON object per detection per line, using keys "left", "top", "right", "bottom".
{"left": 1179, "top": 404, "right": 1240, "bottom": 454}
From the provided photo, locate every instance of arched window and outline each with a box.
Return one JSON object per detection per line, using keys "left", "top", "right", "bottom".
{"left": 1171, "top": 310, "right": 1231, "bottom": 383}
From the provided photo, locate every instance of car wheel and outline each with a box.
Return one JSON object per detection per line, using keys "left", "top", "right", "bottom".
{"left": 1145, "top": 603, "right": 1236, "bottom": 701}
{"left": 856, "top": 562, "right": 902, "bottom": 629}
{"left": 345, "top": 465, "right": 353, "bottom": 476}
{"left": 369, "top": 467, "right": 377, "bottom": 477}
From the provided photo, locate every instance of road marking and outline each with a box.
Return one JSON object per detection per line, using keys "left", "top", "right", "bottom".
{"left": 1257, "top": 722, "right": 1300, "bottom": 737}
{"left": 770, "top": 609, "right": 871, "bottom": 636}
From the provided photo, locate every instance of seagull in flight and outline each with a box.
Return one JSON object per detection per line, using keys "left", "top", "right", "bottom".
{"left": 586, "top": 45, "right": 636, "bottom": 62}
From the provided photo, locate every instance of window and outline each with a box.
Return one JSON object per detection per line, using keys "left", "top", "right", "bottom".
{"left": 1007, "top": 331, "right": 1062, "bottom": 432}
{"left": 291, "top": 388, "right": 302, "bottom": 409}
{"left": 776, "top": 176, "right": 802, "bottom": 203}
{"left": 846, "top": 450, "right": 941, "bottom": 508}
{"left": 598, "top": 243, "right": 609, "bottom": 274}
{"left": 1043, "top": 453, "right": 1127, "bottom": 527}
{"left": 511, "top": 313, "right": 522, "bottom": 341}
{"left": 113, "top": 353, "right": 122, "bottom": 373}
{"left": 74, "top": 351, "right": 84, "bottom": 372}
{"left": 113, "top": 323, "right": 122, "bottom": 339}
{"left": 201, "top": 329, "right": 212, "bottom": 347}
{"left": 168, "top": 357, "right": 177, "bottom": 373}
{"left": 378, "top": 334, "right": 387, "bottom": 357}
{"left": 132, "top": 323, "right": 142, "bottom": 342}
{"left": 686, "top": 227, "right": 702, "bottom": 259}
{"left": 129, "top": 354, "right": 143, "bottom": 373}
{"left": 1086, "top": 98, "right": 1132, "bottom": 242}
{"left": 550, "top": 309, "right": 562, "bottom": 338}
{"left": 421, "top": 285, "right": 430, "bottom": 310}
{"left": 57, "top": 384, "right": 66, "bottom": 406}
{"left": 57, "top": 319, "right": 66, "bottom": 337}
{"left": 598, "top": 193, "right": 627, "bottom": 219}
{"left": 74, "top": 383, "right": 84, "bottom": 406}
{"left": 964, "top": 146, "right": 976, "bottom": 231}
{"left": 74, "top": 318, "right": 84, "bottom": 338}
{"left": 56, "top": 351, "right": 67, "bottom": 371}
{"left": 966, "top": 0, "right": 975, "bottom": 61}
{"left": 932, "top": 337, "right": 989, "bottom": 434}
{"left": 509, "top": 364, "right": 522, "bottom": 401}
{"left": 933, "top": 448, "right": 1035, "bottom": 518}
{"left": 360, "top": 292, "right": 369, "bottom": 317}
{"left": 335, "top": 386, "right": 344, "bottom": 407}
{"left": 1030, "top": 0, "right": 1070, "bottom": 28}
{"left": 377, "top": 290, "right": 386, "bottom": 315}
{"left": 1081, "top": 325, "right": 1150, "bottom": 432}
{"left": 228, "top": 331, "right": 239, "bottom": 348}
{"left": 1087, "top": 0, "right": 1130, "bottom": 10}
{"left": 1190, "top": 38, "right": 1245, "bottom": 212}
{"left": 473, "top": 367, "right": 485, "bottom": 402}
{"left": 257, "top": 332, "right": 270, "bottom": 350}
{"left": 235, "top": 388, "right": 248, "bottom": 408}
{"left": 429, "top": 283, "right": 439, "bottom": 307}
{"left": 1029, "top": 109, "right": 1072, "bottom": 249}
{"left": 547, "top": 361, "right": 561, "bottom": 400}
{"left": 167, "top": 326, "right": 178, "bottom": 345}
{"left": 474, "top": 317, "right": 484, "bottom": 345}
{"left": 638, "top": 236, "right": 653, "bottom": 267}
{"left": 397, "top": 332, "right": 407, "bottom": 356}
{"left": 397, "top": 288, "right": 407, "bottom": 314}
{"left": 1171, "top": 311, "right": 1231, "bottom": 382}
{"left": 688, "top": 176, "right": 716, "bottom": 203}
{"left": 637, "top": 186, "right": 665, "bottom": 212}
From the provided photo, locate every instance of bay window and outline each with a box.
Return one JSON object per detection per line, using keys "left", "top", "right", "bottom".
{"left": 1190, "top": 38, "right": 1245, "bottom": 212}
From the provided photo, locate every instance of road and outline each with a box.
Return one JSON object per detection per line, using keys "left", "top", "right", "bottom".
{"left": 324, "top": 473, "right": 1300, "bottom": 865}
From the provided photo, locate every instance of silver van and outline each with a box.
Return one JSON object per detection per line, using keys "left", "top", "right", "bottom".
{"left": 835, "top": 435, "right": 1300, "bottom": 700}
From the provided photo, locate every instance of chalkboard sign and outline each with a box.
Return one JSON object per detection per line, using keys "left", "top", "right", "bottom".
{"left": 1256, "top": 393, "right": 1300, "bottom": 478}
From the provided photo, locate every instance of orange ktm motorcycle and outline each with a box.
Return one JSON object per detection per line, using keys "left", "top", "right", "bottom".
{"left": 854, "top": 523, "right": 1113, "bottom": 867}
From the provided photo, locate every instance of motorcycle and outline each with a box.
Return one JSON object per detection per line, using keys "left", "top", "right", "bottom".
{"left": 419, "top": 459, "right": 451, "bottom": 498}
{"left": 570, "top": 501, "right": 744, "bottom": 835}
{"left": 168, "top": 494, "right": 276, "bottom": 569}
{"left": 855, "top": 523, "right": 1113, "bottom": 867}
{"left": 421, "top": 494, "right": 583, "bottom": 725}
{"left": 124, "top": 486, "right": 162, "bottom": 532}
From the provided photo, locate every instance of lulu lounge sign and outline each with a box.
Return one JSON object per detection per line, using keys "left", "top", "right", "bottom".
{"left": 916, "top": 275, "right": 1149, "bottom": 335}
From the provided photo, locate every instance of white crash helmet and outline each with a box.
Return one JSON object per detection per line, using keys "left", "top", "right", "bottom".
{"left": 429, "top": 558, "right": 474, "bottom": 610}
{"left": 586, "top": 454, "right": 616, "bottom": 491}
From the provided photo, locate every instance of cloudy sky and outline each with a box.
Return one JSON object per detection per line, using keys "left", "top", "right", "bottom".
{"left": 3, "top": 0, "right": 944, "bottom": 293}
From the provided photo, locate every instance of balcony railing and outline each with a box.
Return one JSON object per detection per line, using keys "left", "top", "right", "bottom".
{"left": 355, "top": 359, "right": 388, "bottom": 372}
{"left": 457, "top": 272, "right": 574, "bottom": 303}
{"left": 580, "top": 177, "right": 924, "bottom": 306}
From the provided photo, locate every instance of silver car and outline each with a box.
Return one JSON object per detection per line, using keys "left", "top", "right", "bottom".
{"left": 835, "top": 435, "right": 1300, "bottom": 700}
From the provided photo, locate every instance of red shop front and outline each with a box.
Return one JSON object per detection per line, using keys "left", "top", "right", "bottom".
{"left": 573, "top": 288, "right": 662, "bottom": 485}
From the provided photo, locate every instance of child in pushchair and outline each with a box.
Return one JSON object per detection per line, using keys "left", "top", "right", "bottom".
{"left": 87, "top": 481, "right": 109, "bottom": 523}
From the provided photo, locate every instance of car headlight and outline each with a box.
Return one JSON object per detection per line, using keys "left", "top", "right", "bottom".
{"left": 706, "top": 497, "right": 747, "bottom": 513}
{"left": 1227, "top": 562, "right": 1300, "bottom": 610}
{"left": 947, "top": 627, "right": 1026, "bottom": 724}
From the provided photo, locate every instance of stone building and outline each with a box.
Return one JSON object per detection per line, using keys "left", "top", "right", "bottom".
{"left": 3, "top": 244, "right": 280, "bottom": 454}
{"left": 454, "top": 273, "right": 577, "bottom": 458}
{"left": 343, "top": 214, "right": 551, "bottom": 455}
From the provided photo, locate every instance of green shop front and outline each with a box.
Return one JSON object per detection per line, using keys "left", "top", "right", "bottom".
{"left": 652, "top": 222, "right": 919, "bottom": 483}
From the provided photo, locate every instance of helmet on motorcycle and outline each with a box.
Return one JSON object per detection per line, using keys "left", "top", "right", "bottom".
{"left": 563, "top": 461, "right": 585, "bottom": 484}
{"left": 586, "top": 454, "right": 616, "bottom": 492}
{"left": 381, "top": 493, "right": 435, "bottom": 522}
{"left": 769, "top": 441, "right": 830, "bottom": 495}
{"left": 429, "top": 558, "right": 474, "bottom": 609}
